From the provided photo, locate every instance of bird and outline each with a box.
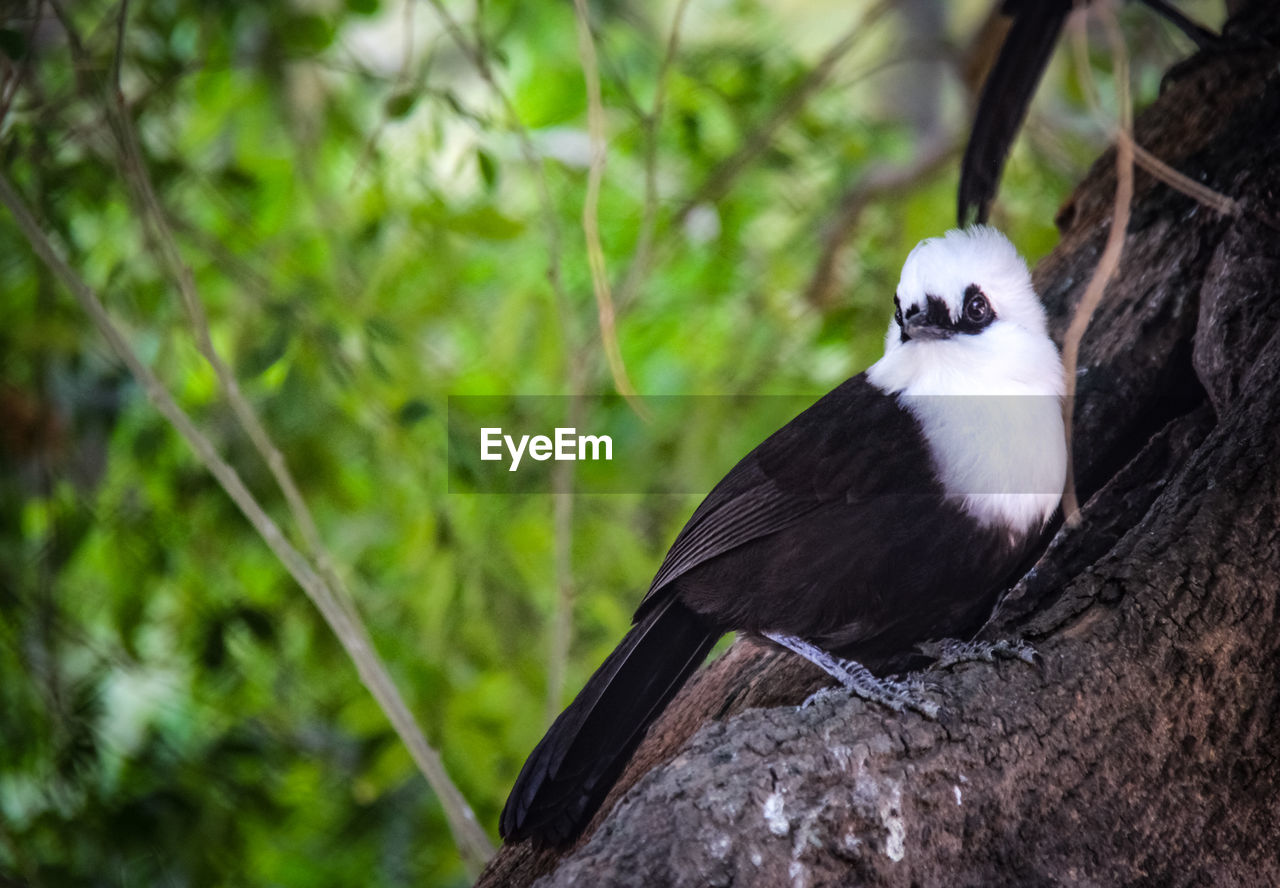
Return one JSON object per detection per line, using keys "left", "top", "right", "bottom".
{"left": 958, "top": 0, "right": 1218, "bottom": 226}
{"left": 500, "top": 226, "right": 1067, "bottom": 846}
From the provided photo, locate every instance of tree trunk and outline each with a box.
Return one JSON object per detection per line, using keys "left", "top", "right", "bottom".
{"left": 479, "top": 5, "right": 1280, "bottom": 885}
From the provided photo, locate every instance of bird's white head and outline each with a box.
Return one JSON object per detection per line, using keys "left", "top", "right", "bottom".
{"left": 867, "top": 227, "right": 1067, "bottom": 538}
{"left": 868, "top": 226, "right": 1063, "bottom": 399}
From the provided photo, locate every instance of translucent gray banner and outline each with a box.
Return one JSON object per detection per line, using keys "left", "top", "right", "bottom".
{"left": 447, "top": 394, "right": 1067, "bottom": 497}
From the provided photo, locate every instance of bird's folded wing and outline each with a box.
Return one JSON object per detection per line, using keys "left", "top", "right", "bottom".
{"left": 643, "top": 375, "right": 928, "bottom": 601}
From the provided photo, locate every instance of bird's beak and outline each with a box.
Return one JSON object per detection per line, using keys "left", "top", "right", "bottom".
{"left": 902, "top": 314, "right": 954, "bottom": 341}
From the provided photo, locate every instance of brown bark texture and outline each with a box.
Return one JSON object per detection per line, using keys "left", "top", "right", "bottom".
{"left": 479, "top": 6, "right": 1280, "bottom": 886}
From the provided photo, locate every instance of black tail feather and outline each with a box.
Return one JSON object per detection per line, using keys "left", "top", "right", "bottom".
{"left": 958, "top": 1, "right": 1070, "bottom": 226}
{"left": 500, "top": 596, "right": 720, "bottom": 845}
{"left": 958, "top": 0, "right": 1218, "bottom": 226}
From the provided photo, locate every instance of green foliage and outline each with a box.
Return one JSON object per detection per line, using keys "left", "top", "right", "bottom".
{"left": 0, "top": 0, "right": 1205, "bottom": 884}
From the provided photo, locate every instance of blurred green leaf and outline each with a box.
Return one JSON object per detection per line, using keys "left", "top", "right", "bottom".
{"left": 397, "top": 399, "right": 431, "bottom": 426}
{"left": 477, "top": 149, "right": 498, "bottom": 191}
{"left": 281, "top": 13, "right": 334, "bottom": 55}
{"left": 238, "top": 325, "right": 291, "bottom": 378}
{"left": 385, "top": 91, "right": 417, "bottom": 120}
{"left": 446, "top": 206, "right": 523, "bottom": 240}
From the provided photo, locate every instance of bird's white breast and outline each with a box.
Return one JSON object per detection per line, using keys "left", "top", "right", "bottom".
{"left": 867, "top": 324, "right": 1067, "bottom": 540}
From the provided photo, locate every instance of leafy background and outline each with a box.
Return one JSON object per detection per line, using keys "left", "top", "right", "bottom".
{"left": 0, "top": 0, "right": 1215, "bottom": 884}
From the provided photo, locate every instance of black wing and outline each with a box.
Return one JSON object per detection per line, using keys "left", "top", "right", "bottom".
{"left": 642, "top": 374, "right": 928, "bottom": 606}
{"left": 958, "top": 0, "right": 1070, "bottom": 226}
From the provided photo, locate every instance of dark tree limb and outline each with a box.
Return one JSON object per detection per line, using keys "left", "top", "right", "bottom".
{"left": 479, "top": 3, "right": 1280, "bottom": 884}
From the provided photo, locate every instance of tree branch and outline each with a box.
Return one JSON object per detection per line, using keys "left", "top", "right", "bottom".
{"left": 1060, "top": 4, "right": 1135, "bottom": 524}
{"left": 802, "top": 128, "right": 958, "bottom": 309}
{"left": 612, "top": 0, "right": 692, "bottom": 313}
{"left": 673, "top": 0, "right": 893, "bottom": 224}
{"left": 0, "top": 170, "right": 496, "bottom": 872}
{"left": 572, "top": 0, "right": 644, "bottom": 410}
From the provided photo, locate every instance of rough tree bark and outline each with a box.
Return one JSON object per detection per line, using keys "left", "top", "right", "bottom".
{"left": 479, "top": 4, "right": 1280, "bottom": 885}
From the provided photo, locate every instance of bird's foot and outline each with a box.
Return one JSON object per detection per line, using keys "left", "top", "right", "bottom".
{"left": 919, "top": 637, "right": 1039, "bottom": 671}
{"left": 764, "top": 632, "right": 940, "bottom": 719}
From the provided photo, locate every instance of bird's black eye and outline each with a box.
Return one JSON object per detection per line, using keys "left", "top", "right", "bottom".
{"left": 964, "top": 293, "right": 989, "bottom": 324}
{"left": 961, "top": 285, "right": 992, "bottom": 330}
{"left": 893, "top": 296, "right": 903, "bottom": 327}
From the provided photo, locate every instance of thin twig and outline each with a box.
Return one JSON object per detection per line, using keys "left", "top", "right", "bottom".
{"left": 673, "top": 0, "right": 893, "bottom": 224}
{"left": 348, "top": 0, "right": 419, "bottom": 188}
{"left": 542, "top": 0, "right": 693, "bottom": 718}
{"left": 544, "top": 397, "right": 580, "bottom": 726}
{"left": 421, "top": 0, "right": 568, "bottom": 313}
{"left": 104, "top": 1, "right": 367, "bottom": 635}
{"left": 613, "top": 0, "right": 692, "bottom": 311}
{"left": 1060, "top": 6, "right": 1135, "bottom": 525}
{"left": 418, "top": 0, "right": 598, "bottom": 745}
{"left": 42, "top": 7, "right": 494, "bottom": 871}
{"left": 803, "top": 128, "right": 959, "bottom": 308}
{"left": 0, "top": 0, "right": 46, "bottom": 129}
{"left": 1125, "top": 134, "right": 1239, "bottom": 217}
{"left": 1068, "top": 6, "right": 1238, "bottom": 218}
{"left": 111, "top": 0, "right": 128, "bottom": 91}
{"left": 46, "top": 0, "right": 85, "bottom": 60}
{"left": 0, "top": 172, "right": 495, "bottom": 873}
{"left": 572, "top": 0, "right": 646, "bottom": 412}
